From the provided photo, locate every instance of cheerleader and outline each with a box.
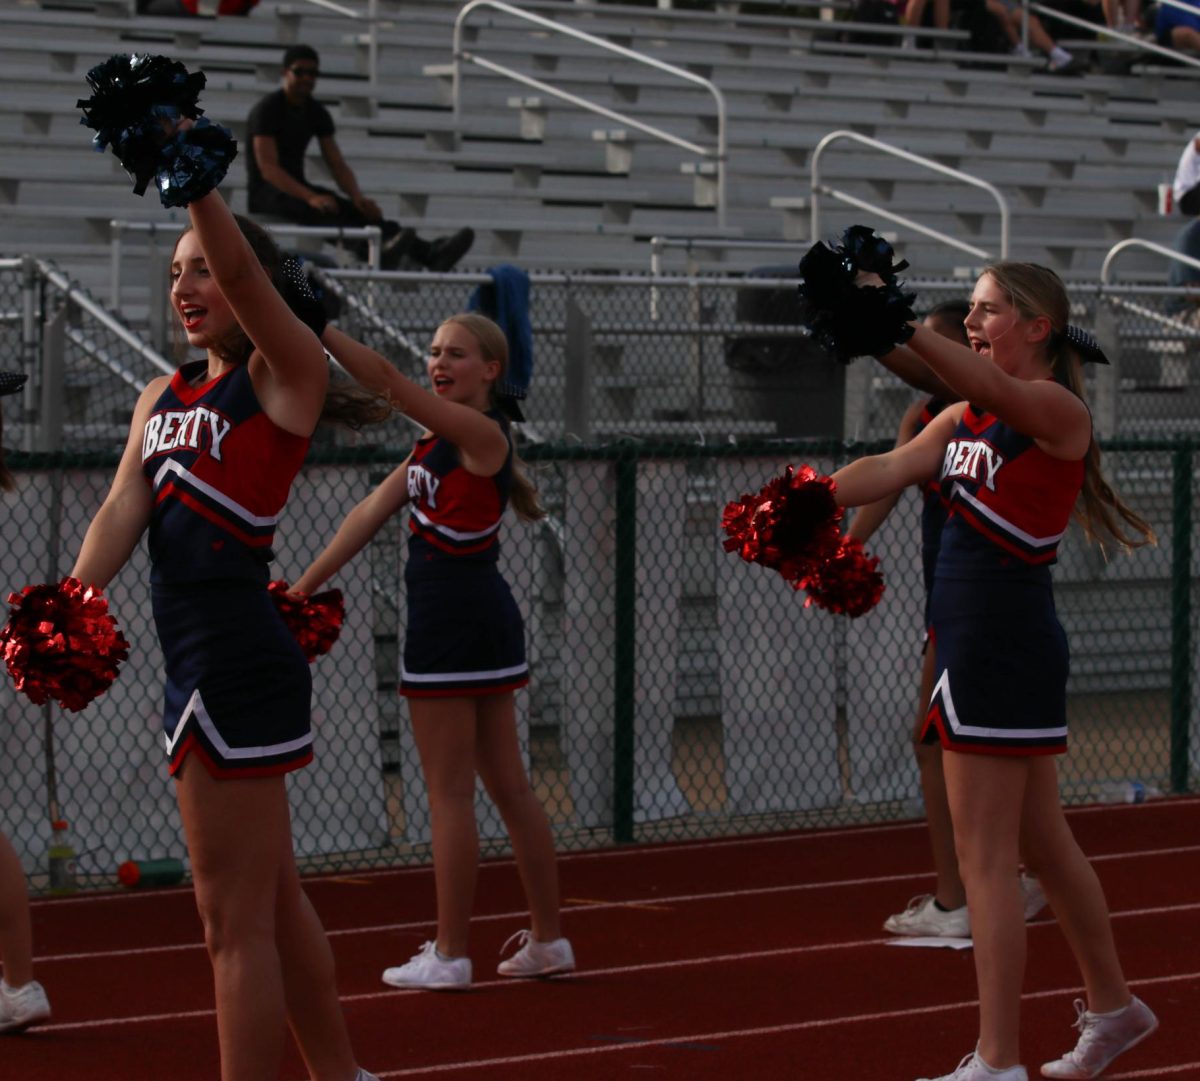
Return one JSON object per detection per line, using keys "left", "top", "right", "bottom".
{"left": 829, "top": 262, "right": 1157, "bottom": 1081}
{"left": 293, "top": 314, "right": 573, "bottom": 991}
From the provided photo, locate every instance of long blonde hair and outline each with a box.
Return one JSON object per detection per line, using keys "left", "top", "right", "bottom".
{"left": 439, "top": 312, "right": 544, "bottom": 522}
{"left": 984, "top": 262, "right": 1155, "bottom": 552}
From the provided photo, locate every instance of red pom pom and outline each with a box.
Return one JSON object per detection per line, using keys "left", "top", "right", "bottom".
{"left": 722, "top": 464, "right": 843, "bottom": 581}
{"left": 268, "top": 580, "right": 345, "bottom": 662}
{"left": 0, "top": 577, "right": 131, "bottom": 711}
{"left": 798, "top": 534, "right": 885, "bottom": 618}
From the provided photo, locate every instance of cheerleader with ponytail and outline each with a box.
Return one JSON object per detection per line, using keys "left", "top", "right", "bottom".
{"left": 294, "top": 312, "right": 574, "bottom": 991}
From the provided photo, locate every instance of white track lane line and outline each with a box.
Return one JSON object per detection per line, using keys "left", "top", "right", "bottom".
{"left": 33, "top": 937, "right": 1200, "bottom": 1036}
{"left": 33, "top": 841, "right": 1200, "bottom": 966}
{"left": 364, "top": 971, "right": 1198, "bottom": 1077}
{"left": 32, "top": 797, "right": 1200, "bottom": 908}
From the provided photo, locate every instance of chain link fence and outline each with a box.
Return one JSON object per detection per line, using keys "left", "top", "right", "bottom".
{"left": 0, "top": 259, "right": 1196, "bottom": 891}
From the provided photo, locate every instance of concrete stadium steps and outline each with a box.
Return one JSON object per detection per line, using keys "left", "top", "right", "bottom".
{"left": 0, "top": 0, "right": 1190, "bottom": 285}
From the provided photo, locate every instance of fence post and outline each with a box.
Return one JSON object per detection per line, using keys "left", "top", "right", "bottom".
{"left": 1170, "top": 445, "right": 1193, "bottom": 794}
{"left": 38, "top": 304, "right": 66, "bottom": 453}
{"left": 612, "top": 446, "right": 636, "bottom": 842}
{"left": 564, "top": 298, "right": 593, "bottom": 441}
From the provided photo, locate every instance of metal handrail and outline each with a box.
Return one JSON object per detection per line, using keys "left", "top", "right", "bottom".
{"left": 37, "top": 261, "right": 174, "bottom": 382}
{"left": 1027, "top": 1, "right": 1200, "bottom": 69}
{"left": 110, "top": 219, "right": 382, "bottom": 311}
{"left": 450, "top": 0, "right": 729, "bottom": 226}
{"left": 1101, "top": 238, "right": 1200, "bottom": 283}
{"left": 811, "top": 130, "right": 1010, "bottom": 262}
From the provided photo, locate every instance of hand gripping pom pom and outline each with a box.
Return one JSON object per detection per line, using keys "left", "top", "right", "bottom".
{"left": 268, "top": 581, "right": 345, "bottom": 662}
{"left": 797, "top": 534, "right": 885, "bottom": 618}
{"left": 721, "top": 465, "right": 844, "bottom": 583}
{"left": 0, "top": 578, "right": 131, "bottom": 712}
{"left": 78, "top": 53, "right": 207, "bottom": 197}
{"left": 796, "top": 225, "right": 917, "bottom": 363}
{"left": 155, "top": 117, "right": 238, "bottom": 208}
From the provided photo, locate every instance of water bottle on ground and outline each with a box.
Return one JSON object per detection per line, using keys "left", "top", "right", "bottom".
{"left": 117, "top": 858, "right": 186, "bottom": 888}
{"left": 1093, "top": 780, "right": 1162, "bottom": 804}
{"left": 47, "top": 819, "right": 77, "bottom": 895}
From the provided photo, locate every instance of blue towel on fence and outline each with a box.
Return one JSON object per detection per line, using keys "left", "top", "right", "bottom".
{"left": 467, "top": 264, "right": 532, "bottom": 404}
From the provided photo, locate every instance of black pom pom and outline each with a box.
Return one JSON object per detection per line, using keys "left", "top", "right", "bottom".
{"left": 839, "top": 224, "right": 910, "bottom": 279}
{"left": 796, "top": 232, "right": 917, "bottom": 363}
{"left": 155, "top": 117, "right": 237, "bottom": 208}
{"left": 78, "top": 53, "right": 207, "bottom": 197}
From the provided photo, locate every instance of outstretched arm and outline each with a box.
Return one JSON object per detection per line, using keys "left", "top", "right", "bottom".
{"left": 291, "top": 460, "right": 411, "bottom": 595}
{"left": 872, "top": 343, "right": 957, "bottom": 399}
{"left": 847, "top": 398, "right": 926, "bottom": 543}
{"left": 887, "top": 324, "right": 1090, "bottom": 457}
{"left": 320, "top": 324, "right": 508, "bottom": 474}
{"left": 70, "top": 379, "right": 164, "bottom": 590}
{"left": 833, "top": 404, "right": 963, "bottom": 509}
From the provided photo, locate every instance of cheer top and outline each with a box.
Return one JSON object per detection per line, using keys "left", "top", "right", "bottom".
{"left": 406, "top": 410, "right": 513, "bottom": 574}
{"left": 935, "top": 403, "right": 1084, "bottom": 582}
{"left": 141, "top": 361, "right": 310, "bottom": 584}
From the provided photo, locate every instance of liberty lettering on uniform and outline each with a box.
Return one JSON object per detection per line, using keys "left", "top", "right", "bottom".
{"left": 142, "top": 407, "right": 233, "bottom": 462}
{"left": 941, "top": 438, "right": 1005, "bottom": 491}
{"left": 407, "top": 464, "right": 440, "bottom": 508}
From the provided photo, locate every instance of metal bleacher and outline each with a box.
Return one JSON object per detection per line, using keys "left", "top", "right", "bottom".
{"left": 0, "top": 0, "right": 1194, "bottom": 296}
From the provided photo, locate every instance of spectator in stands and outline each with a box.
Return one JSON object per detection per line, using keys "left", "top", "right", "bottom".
{"left": 991, "top": 0, "right": 1085, "bottom": 71}
{"left": 902, "top": 0, "right": 1013, "bottom": 57}
{"left": 248, "top": 45, "right": 474, "bottom": 272}
{"left": 1101, "top": 0, "right": 1142, "bottom": 32}
{"left": 0, "top": 372, "right": 52, "bottom": 1037}
{"left": 1154, "top": 0, "right": 1200, "bottom": 49}
{"left": 1168, "top": 131, "right": 1200, "bottom": 314}
{"left": 137, "top": 0, "right": 260, "bottom": 13}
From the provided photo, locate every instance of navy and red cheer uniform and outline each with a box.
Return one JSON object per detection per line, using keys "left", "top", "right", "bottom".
{"left": 400, "top": 411, "right": 529, "bottom": 698}
{"left": 142, "top": 360, "right": 314, "bottom": 777}
{"left": 921, "top": 401, "right": 1085, "bottom": 756}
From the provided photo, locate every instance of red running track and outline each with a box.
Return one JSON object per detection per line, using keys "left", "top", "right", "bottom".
{"left": 5, "top": 798, "right": 1199, "bottom": 1080}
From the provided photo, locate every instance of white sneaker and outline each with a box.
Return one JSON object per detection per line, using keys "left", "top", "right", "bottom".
{"left": 1040, "top": 996, "right": 1158, "bottom": 1078}
{"left": 918, "top": 1049, "right": 1028, "bottom": 1081}
{"left": 381, "top": 941, "right": 471, "bottom": 991}
{"left": 497, "top": 929, "right": 576, "bottom": 978}
{"left": 1020, "top": 874, "right": 1049, "bottom": 922}
{"left": 0, "top": 979, "right": 51, "bottom": 1033}
{"left": 884, "top": 894, "right": 970, "bottom": 937}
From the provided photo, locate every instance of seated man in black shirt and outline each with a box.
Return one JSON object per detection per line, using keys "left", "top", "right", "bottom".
{"left": 248, "top": 45, "right": 474, "bottom": 271}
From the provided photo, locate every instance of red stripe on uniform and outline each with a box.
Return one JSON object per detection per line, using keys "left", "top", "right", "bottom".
{"left": 157, "top": 484, "right": 275, "bottom": 548}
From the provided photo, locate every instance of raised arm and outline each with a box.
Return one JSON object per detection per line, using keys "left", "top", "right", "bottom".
{"left": 872, "top": 343, "right": 957, "bottom": 399}
{"left": 291, "top": 459, "right": 411, "bottom": 595}
{"left": 69, "top": 378, "right": 165, "bottom": 590}
{"left": 890, "top": 323, "right": 1090, "bottom": 458}
{"left": 185, "top": 189, "right": 327, "bottom": 434}
{"left": 321, "top": 324, "right": 508, "bottom": 473}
